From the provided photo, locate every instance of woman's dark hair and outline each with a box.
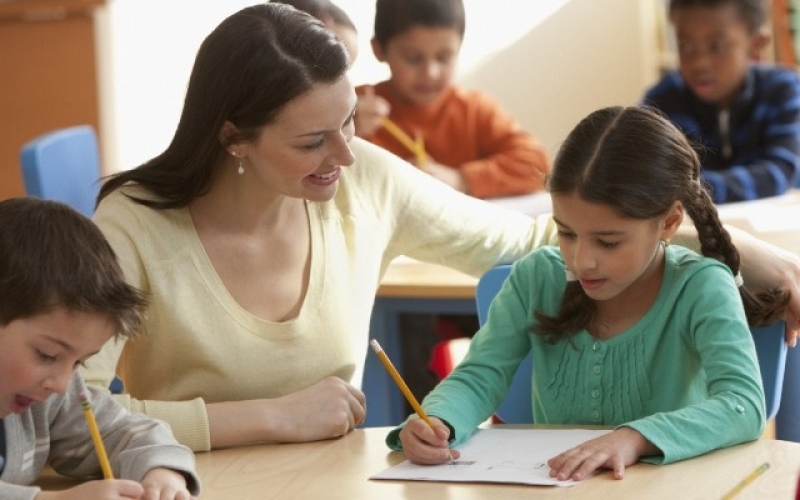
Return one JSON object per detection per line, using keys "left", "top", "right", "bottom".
{"left": 98, "top": 3, "right": 350, "bottom": 209}
{"left": 534, "top": 105, "right": 788, "bottom": 343}
{"left": 271, "top": 0, "right": 356, "bottom": 30}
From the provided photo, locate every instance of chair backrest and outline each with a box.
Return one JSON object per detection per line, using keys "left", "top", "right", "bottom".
{"left": 475, "top": 265, "right": 788, "bottom": 423}
{"left": 20, "top": 125, "right": 101, "bottom": 217}
{"left": 476, "top": 264, "right": 532, "bottom": 423}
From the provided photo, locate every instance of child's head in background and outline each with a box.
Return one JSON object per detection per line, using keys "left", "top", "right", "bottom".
{"left": 668, "top": 0, "right": 770, "bottom": 107}
{"left": 371, "top": 0, "right": 465, "bottom": 106}
{"left": 0, "top": 197, "right": 146, "bottom": 416}
{"left": 535, "top": 106, "right": 787, "bottom": 342}
{"left": 271, "top": 0, "right": 360, "bottom": 63}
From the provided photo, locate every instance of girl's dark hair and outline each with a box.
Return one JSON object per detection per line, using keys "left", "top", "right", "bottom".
{"left": 0, "top": 197, "right": 146, "bottom": 337}
{"left": 97, "top": 3, "right": 349, "bottom": 209}
{"left": 373, "top": 0, "right": 465, "bottom": 49}
{"left": 669, "top": 0, "right": 767, "bottom": 33}
{"left": 534, "top": 105, "right": 788, "bottom": 343}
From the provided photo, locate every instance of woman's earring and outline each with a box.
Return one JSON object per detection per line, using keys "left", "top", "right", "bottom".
{"left": 229, "top": 150, "right": 244, "bottom": 175}
{"left": 565, "top": 268, "right": 577, "bottom": 282}
{"left": 661, "top": 239, "right": 670, "bottom": 248}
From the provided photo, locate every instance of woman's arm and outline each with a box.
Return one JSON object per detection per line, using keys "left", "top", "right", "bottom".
{"left": 206, "top": 376, "right": 366, "bottom": 448}
{"left": 673, "top": 224, "right": 800, "bottom": 343}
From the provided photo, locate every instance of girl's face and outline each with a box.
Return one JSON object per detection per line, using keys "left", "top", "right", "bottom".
{"left": 233, "top": 75, "right": 358, "bottom": 203}
{"left": 552, "top": 192, "right": 680, "bottom": 306}
{"left": 0, "top": 306, "right": 114, "bottom": 417}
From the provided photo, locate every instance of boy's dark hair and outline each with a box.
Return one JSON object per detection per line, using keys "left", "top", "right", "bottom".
{"left": 0, "top": 197, "right": 146, "bottom": 337}
{"left": 98, "top": 3, "right": 349, "bottom": 209}
{"left": 533, "top": 106, "right": 788, "bottom": 343}
{"left": 373, "top": 0, "right": 465, "bottom": 49}
{"left": 669, "top": 0, "right": 768, "bottom": 33}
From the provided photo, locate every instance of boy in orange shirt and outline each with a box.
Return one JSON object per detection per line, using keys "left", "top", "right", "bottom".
{"left": 356, "top": 0, "right": 551, "bottom": 410}
{"left": 355, "top": 0, "right": 550, "bottom": 199}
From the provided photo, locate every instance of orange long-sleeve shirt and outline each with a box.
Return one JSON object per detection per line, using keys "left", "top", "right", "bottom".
{"left": 357, "top": 81, "right": 550, "bottom": 199}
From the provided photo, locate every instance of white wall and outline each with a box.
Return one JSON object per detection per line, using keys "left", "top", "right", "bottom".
{"left": 459, "top": 0, "right": 662, "bottom": 155}
{"left": 99, "top": 0, "right": 659, "bottom": 172}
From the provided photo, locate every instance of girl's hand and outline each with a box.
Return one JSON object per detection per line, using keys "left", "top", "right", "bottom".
{"left": 547, "top": 427, "right": 658, "bottom": 481}
{"left": 398, "top": 417, "right": 460, "bottom": 465}
{"left": 140, "top": 468, "right": 195, "bottom": 499}
{"left": 35, "top": 479, "right": 143, "bottom": 499}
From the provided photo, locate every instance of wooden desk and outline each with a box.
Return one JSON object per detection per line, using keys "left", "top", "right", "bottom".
{"left": 34, "top": 427, "right": 800, "bottom": 498}
{"left": 193, "top": 427, "right": 800, "bottom": 499}
{"left": 363, "top": 191, "right": 800, "bottom": 427}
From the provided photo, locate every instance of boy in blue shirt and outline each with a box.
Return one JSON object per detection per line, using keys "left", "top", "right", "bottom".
{"left": 643, "top": 0, "right": 800, "bottom": 203}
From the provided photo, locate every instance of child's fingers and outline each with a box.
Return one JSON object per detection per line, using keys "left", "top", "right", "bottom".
{"left": 400, "top": 420, "right": 454, "bottom": 464}
{"left": 611, "top": 456, "right": 626, "bottom": 480}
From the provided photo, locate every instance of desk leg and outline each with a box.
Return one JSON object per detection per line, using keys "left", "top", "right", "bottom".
{"left": 361, "top": 297, "right": 477, "bottom": 428}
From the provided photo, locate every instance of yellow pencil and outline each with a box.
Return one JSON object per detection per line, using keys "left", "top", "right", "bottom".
{"left": 79, "top": 390, "right": 115, "bottom": 479}
{"left": 381, "top": 118, "right": 428, "bottom": 170}
{"left": 721, "top": 462, "right": 769, "bottom": 500}
{"left": 370, "top": 339, "right": 434, "bottom": 428}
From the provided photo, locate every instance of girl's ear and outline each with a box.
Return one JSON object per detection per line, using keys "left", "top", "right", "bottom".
{"left": 662, "top": 200, "right": 685, "bottom": 241}
{"left": 748, "top": 26, "right": 772, "bottom": 61}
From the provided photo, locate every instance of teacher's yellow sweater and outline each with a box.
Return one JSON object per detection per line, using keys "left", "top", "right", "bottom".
{"left": 83, "top": 138, "right": 556, "bottom": 451}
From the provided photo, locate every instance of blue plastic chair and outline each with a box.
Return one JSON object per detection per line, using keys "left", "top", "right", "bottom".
{"left": 20, "top": 125, "right": 101, "bottom": 217}
{"left": 476, "top": 265, "right": 788, "bottom": 423}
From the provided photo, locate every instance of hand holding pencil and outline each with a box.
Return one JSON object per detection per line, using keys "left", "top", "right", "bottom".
{"left": 370, "top": 339, "right": 458, "bottom": 464}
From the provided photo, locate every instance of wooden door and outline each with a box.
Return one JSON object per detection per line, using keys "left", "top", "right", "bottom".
{"left": 0, "top": 0, "right": 105, "bottom": 200}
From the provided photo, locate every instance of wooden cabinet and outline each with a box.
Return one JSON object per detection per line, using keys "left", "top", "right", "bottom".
{"left": 0, "top": 0, "right": 105, "bottom": 200}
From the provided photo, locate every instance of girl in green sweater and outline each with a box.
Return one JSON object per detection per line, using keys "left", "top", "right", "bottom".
{"left": 391, "top": 105, "right": 788, "bottom": 481}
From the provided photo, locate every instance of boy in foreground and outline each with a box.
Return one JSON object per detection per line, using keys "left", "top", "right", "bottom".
{"left": 0, "top": 197, "right": 200, "bottom": 500}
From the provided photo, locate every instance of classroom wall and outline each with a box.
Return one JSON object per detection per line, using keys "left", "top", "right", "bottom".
{"left": 458, "top": 0, "right": 662, "bottom": 155}
{"left": 99, "top": 0, "right": 660, "bottom": 172}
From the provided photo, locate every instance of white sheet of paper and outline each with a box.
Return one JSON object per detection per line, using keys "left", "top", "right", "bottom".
{"left": 371, "top": 428, "right": 612, "bottom": 487}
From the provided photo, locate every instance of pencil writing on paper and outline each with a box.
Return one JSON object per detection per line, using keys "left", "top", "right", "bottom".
{"left": 79, "top": 390, "right": 115, "bottom": 479}
{"left": 369, "top": 339, "right": 453, "bottom": 461}
{"left": 721, "top": 462, "right": 769, "bottom": 500}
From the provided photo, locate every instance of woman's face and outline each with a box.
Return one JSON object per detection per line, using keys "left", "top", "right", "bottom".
{"left": 237, "top": 75, "right": 358, "bottom": 203}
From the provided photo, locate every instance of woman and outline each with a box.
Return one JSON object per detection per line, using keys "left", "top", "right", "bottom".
{"left": 84, "top": 3, "right": 800, "bottom": 452}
